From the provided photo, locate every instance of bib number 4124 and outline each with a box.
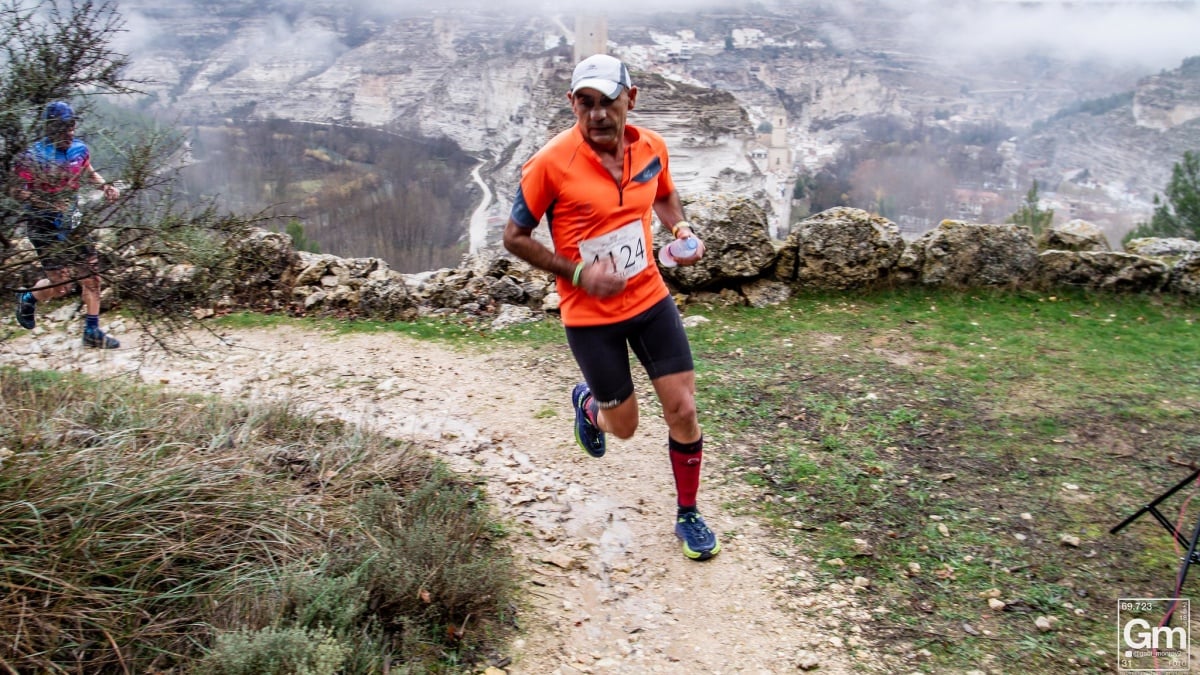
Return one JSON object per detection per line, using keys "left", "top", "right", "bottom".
{"left": 577, "top": 220, "right": 649, "bottom": 280}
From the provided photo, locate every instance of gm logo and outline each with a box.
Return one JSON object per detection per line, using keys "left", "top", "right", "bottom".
{"left": 1118, "top": 598, "right": 1190, "bottom": 673}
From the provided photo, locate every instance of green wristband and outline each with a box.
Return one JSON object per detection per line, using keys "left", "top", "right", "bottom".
{"left": 571, "top": 262, "right": 585, "bottom": 287}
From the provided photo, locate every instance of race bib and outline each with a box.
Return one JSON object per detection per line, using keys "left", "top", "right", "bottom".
{"left": 577, "top": 220, "right": 648, "bottom": 280}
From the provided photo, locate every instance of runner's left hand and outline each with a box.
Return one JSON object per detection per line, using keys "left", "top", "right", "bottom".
{"left": 674, "top": 238, "right": 705, "bottom": 266}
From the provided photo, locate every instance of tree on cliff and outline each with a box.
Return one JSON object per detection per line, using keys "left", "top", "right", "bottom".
{"left": 1, "top": 0, "right": 270, "bottom": 344}
{"left": 1125, "top": 151, "right": 1200, "bottom": 242}
{"left": 1006, "top": 180, "right": 1053, "bottom": 234}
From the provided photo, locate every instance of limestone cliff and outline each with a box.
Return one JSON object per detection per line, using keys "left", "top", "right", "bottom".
{"left": 1134, "top": 57, "right": 1200, "bottom": 132}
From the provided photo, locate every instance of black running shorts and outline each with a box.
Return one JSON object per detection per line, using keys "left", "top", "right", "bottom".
{"left": 565, "top": 295, "right": 694, "bottom": 409}
{"left": 25, "top": 210, "right": 97, "bottom": 272}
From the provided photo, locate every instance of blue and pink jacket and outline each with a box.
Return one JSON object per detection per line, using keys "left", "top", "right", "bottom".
{"left": 14, "top": 138, "right": 90, "bottom": 201}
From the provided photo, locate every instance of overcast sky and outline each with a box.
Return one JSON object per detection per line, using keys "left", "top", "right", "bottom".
{"left": 115, "top": 0, "right": 1199, "bottom": 74}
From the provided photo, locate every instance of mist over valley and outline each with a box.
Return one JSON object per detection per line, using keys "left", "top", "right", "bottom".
{"left": 112, "top": 0, "right": 1200, "bottom": 271}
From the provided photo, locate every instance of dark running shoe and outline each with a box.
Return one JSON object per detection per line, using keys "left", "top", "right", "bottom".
{"left": 571, "top": 382, "right": 606, "bottom": 458}
{"left": 15, "top": 292, "right": 35, "bottom": 330}
{"left": 675, "top": 510, "right": 721, "bottom": 561}
{"left": 82, "top": 329, "right": 120, "bottom": 349}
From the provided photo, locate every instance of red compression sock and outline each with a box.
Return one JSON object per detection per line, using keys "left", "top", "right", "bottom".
{"left": 669, "top": 435, "right": 704, "bottom": 509}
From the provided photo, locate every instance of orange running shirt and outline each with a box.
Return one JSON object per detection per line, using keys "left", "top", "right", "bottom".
{"left": 510, "top": 124, "right": 676, "bottom": 327}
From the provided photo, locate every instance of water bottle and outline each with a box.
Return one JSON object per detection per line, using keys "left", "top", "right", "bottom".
{"left": 658, "top": 236, "right": 700, "bottom": 268}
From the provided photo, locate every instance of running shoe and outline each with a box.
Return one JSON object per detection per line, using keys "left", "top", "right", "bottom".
{"left": 675, "top": 510, "right": 721, "bottom": 561}
{"left": 82, "top": 329, "right": 119, "bottom": 349}
{"left": 571, "top": 382, "right": 606, "bottom": 458}
{"left": 15, "top": 292, "right": 35, "bottom": 330}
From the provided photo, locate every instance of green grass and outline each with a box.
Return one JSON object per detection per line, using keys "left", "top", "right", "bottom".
{"left": 675, "top": 287, "right": 1200, "bottom": 672}
{"left": 0, "top": 368, "right": 517, "bottom": 674}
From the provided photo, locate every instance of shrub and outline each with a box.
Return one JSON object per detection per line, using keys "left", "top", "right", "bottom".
{"left": 0, "top": 368, "right": 518, "bottom": 673}
{"left": 202, "top": 625, "right": 350, "bottom": 675}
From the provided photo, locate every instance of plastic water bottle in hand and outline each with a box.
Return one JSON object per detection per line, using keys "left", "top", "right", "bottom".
{"left": 658, "top": 236, "right": 700, "bottom": 268}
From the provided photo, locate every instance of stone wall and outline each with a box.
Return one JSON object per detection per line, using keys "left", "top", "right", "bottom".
{"left": 30, "top": 196, "right": 1192, "bottom": 332}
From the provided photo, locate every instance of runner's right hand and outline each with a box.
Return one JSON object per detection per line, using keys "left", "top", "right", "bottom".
{"left": 579, "top": 259, "right": 626, "bottom": 298}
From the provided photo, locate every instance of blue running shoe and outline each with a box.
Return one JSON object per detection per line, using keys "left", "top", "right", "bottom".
{"left": 15, "top": 291, "right": 35, "bottom": 330}
{"left": 82, "top": 329, "right": 119, "bottom": 349}
{"left": 571, "top": 382, "right": 606, "bottom": 458}
{"left": 675, "top": 510, "right": 721, "bottom": 561}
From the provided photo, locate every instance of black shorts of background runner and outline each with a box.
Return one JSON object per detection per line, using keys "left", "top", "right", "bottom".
{"left": 24, "top": 210, "right": 98, "bottom": 272}
{"left": 565, "top": 295, "right": 694, "bottom": 409}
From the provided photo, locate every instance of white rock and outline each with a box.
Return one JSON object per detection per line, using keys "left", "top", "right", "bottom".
{"left": 796, "top": 651, "right": 821, "bottom": 670}
{"left": 543, "top": 552, "right": 575, "bottom": 570}
{"left": 1059, "top": 534, "right": 1082, "bottom": 547}
{"left": 1035, "top": 615, "right": 1059, "bottom": 632}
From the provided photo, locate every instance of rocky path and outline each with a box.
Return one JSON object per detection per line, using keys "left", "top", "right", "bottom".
{"left": 1, "top": 317, "right": 883, "bottom": 674}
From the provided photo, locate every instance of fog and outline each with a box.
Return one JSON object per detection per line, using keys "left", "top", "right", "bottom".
{"left": 892, "top": 1, "right": 1200, "bottom": 71}
{"left": 114, "top": 0, "right": 1199, "bottom": 75}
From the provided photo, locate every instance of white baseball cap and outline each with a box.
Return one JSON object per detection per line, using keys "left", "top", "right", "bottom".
{"left": 571, "top": 54, "right": 633, "bottom": 98}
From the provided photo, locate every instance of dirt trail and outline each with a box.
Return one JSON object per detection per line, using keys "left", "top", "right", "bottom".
{"left": 1, "top": 318, "right": 884, "bottom": 674}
